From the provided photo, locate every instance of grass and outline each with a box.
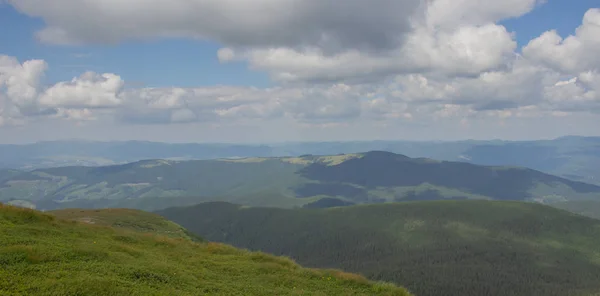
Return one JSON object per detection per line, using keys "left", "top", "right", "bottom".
{"left": 49, "top": 208, "right": 204, "bottom": 242}
{"left": 0, "top": 204, "right": 411, "bottom": 296}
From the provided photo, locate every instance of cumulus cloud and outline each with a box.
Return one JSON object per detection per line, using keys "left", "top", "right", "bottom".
{"left": 39, "top": 72, "right": 124, "bottom": 108}
{"left": 53, "top": 108, "right": 96, "bottom": 121}
{"left": 1, "top": 50, "right": 599, "bottom": 129}
{"left": 380, "top": 58, "right": 547, "bottom": 109}
{"left": 523, "top": 8, "right": 600, "bottom": 73}
{"left": 424, "top": 0, "right": 543, "bottom": 29}
{"left": 0, "top": 55, "right": 47, "bottom": 108}
{"left": 543, "top": 71, "right": 600, "bottom": 112}
{"left": 361, "top": 98, "right": 413, "bottom": 121}
{"left": 8, "top": 0, "right": 534, "bottom": 83}
{"left": 215, "top": 99, "right": 284, "bottom": 119}
{"left": 8, "top": 0, "right": 419, "bottom": 53}
{"left": 0, "top": 94, "right": 24, "bottom": 127}
{"left": 115, "top": 84, "right": 365, "bottom": 124}
{"left": 517, "top": 9, "right": 600, "bottom": 114}
{"left": 225, "top": 22, "right": 517, "bottom": 83}
{"left": 2, "top": 3, "right": 600, "bottom": 137}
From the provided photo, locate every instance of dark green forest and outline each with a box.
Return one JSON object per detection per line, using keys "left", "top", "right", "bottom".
{"left": 158, "top": 200, "right": 600, "bottom": 296}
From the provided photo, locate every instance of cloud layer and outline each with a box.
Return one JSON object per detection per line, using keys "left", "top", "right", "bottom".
{"left": 1, "top": 0, "right": 599, "bottom": 140}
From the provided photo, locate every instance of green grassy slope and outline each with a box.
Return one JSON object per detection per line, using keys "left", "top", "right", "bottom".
{"left": 158, "top": 200, "right": 600, "bottom": 296}
{"left": 0, "top": 204, "right": 411, "bottom": 296}
{"left": 49, "top": 208, "right": 204, "bottom": 242}
{"left": 1, "top": 152, "right": 599, "bottom": 211}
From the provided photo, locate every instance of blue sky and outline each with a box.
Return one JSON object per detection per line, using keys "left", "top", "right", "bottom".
{"left": 0, "top": 0, "right": 599, "bottom": 143}
{"left": 501, "top": 0, "right": 598, "bottom": 42}
{"left": 0, "top": 3, "right": 271, "bottom": 88}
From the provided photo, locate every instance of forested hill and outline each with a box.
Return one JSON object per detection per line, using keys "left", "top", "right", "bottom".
{"left": 0, "top": 204, "right": 411, "bottom": 296}
{"left": 297, "top": 151, "right": 600, "bottom": 202}
{"left": 2, "top": 151, "right": 599, "bottom": 211}
{"left": 157, "top": 200, "right": 600, "bottom": 296}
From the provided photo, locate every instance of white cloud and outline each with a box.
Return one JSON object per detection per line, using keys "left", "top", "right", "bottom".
{"left": 361, "top": 98, "right": 413, "bottom": 121}
{"left": 424, "top": 0, "right": 543, "bottom": 29}
{"left": 8, "top": 0, "right": 419, "bottom": 53}
{"left": 170, "top": 108, "right": 197, "bottom": 123}
{"left": 1, "top": 51, "right": 599, "bottom": 129}
{"left": 215, "top": 99, "right": 284, "bottom": 119}
{"left": 380, "top": 58, "right": 551, "bottom": 111}
{"left": 224, "top": 22, "right": 517, "bottom": 84}
{"left": 0, "top": 94, "right": 24, "bottom": 127}
{"left": 217, "top": 48, "right": 236, "bottom": 63}
{"left": 38, "top": 72, "right": 124, "bottom": 108}
{"left": 523, "top": 8, "right": 600, "bottom": 73}
{"left": 0, "top": 55, "right": 47, "bottom": 108}
{"left": 543, "top": 71, "right": 600, "bottom": 112}
{"left": 116, "top": 84, "right": 364, "bottom": 124}
{"left": 2, "top": 4, "right": 600, "bottom": 140}
{"left": 54, "top": 108, "right": 96, "bottom": 121}
{"left": 8, "top": 0, "right": 532, "bottom": 84}
{"left": 213, "top": 0, "right": 531, "bottom": 83}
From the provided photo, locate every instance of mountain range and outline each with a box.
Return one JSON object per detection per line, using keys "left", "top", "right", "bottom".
{"left": 2, "top": 151, "right": 599, "bottom": 211}
{"left": 3, "top": 148, "right": 600, "bottom": 296}
{"left": 1, "top": 136, "right": 599, "bottom": 185}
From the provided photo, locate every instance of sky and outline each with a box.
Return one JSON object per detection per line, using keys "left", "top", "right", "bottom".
{"left": 0, "top": 0, "right": 599, "bottom": 144}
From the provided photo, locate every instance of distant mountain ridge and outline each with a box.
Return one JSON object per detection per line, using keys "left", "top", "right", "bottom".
{"left": 1, "top": 136, "right": 598, "bottom": 185}
{"left": 1, "top": 151, "right": 599, "bottom": 211}
{"left": 297, "top": 151, "right": 599, "bottom": 202}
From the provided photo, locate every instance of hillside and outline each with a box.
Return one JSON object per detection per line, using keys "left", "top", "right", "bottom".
{"left": 0, "top": 204, "right": 410, "bottom": 296}
{"left": 295, "top": 151, "right": 600, "bottom": 203}
{"left": 1, "top": 137, "right": 598, "bottom": 185}
{"left": 552, "top": 200, "right": 600, "bottom": 220}
{"left": 49, "top": 208, "right": 204, "bottom": 242}
{"left": 1, "top": 151, "right": 599, "bottom": 211}
{"left": 158, "top": 200, "right": 600, "bottom": 296}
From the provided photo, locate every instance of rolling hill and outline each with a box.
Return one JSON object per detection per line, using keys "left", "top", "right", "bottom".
{"left": 1, "top": 151, "right": 599, "bottom": 211}
{"left": 157, "top": 200, "right": 600, "bottom": 296}
{"left": 2, "top": 136, "right": 598, "bottom": 185}
{"left": 0, "top": 203, "right": 410, "bottom": 296}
